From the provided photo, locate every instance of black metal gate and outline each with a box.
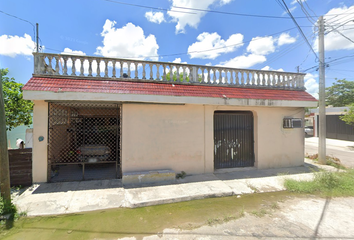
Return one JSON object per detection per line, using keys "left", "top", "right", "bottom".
{"left": 317, "top": 115, "right": 354, "bottom": 141}
{"left": 48, "top": 102, "right": 121, "bottom": 182}
{"left": 214, "top": 111, "right": 254, "bottom": 169}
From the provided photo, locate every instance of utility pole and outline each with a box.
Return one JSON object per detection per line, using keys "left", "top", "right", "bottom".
{"left": 0, "top": 70, "right": 11, "bottom": 201}
{"left": 36, "top": 23, "right": 39, "bottom": 53}
{"left": 318, "top": 16, "right": 326, "bottom": 164}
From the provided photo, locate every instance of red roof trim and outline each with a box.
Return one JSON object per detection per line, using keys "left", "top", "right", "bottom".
{"left": 23, "top": 77, "right": 318, "bottom": 102}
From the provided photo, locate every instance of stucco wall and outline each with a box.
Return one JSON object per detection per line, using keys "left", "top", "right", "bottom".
{"left": 122, "top": 104, "right": 206, "bottom": 174}
{"left": 122, "top": 104, "right": 305, "bottom": 175}
{"left": 32, "top": 100, "right": 48, "bottom": 183}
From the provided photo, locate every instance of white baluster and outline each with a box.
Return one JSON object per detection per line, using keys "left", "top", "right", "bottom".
{"left": 142, "top": 63, "right": 146, "bottom": 79}
{"left": 104, "top": 59, "right": 108, "bottom": 78}
{"left": 88, "top": 59, "right": 93, "bottom": 77}
{"left": 71, "top": 57, "right": 76, "bottom": 76}
{"left": 156, "top": 64, "right": 160, "bottom": 80}
{"left": 80, "top": 58, "right": 85, "bottom": 76}
{"left": 112, "top": 60, "right": 116, "bottom": 78}
{"left": 135, "top": 62, "right": 138, "bottom": 79}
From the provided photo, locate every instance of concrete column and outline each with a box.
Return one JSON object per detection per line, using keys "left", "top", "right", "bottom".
{"left": 32, "top": 100, "right": 48, "bottom": 183}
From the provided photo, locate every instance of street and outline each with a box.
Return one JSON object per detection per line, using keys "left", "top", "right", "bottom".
{"left": 305, "top": 137, "right": 354, "bottom": 168}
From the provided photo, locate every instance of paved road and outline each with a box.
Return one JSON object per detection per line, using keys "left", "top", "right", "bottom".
{"left": 305, "top": 137, "right": 354, "bottom": 168}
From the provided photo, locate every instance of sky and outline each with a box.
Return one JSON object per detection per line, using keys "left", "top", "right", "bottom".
{"left": 1, "top": 0, "right": 354, "bottom": 99}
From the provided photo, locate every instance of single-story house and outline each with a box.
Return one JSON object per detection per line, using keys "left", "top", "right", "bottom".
{"left": 23, "top": 53, "right": 317, "bottom": 184}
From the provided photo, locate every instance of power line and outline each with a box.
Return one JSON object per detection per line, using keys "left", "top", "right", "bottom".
{"left": 278, "top": 0, "right": 318, "bottom": 59}
{"left": 101, "top": 0, "right": 340, "bottom": 20}
{"left": 0, "top": 10, "right": 36, "bottom": 43}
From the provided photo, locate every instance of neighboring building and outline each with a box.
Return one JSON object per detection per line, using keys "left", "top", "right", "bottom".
{"left": 310, "top": 107, "right": 354, "bottom": 141}
{"left": 23, "top": 53, "right": 317, "bottom": 184}
{"left": 6, "top": 124, "right": 33, "bottom": 149}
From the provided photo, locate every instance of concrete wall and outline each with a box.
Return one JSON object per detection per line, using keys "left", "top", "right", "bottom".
{"left": 122, "top": 104, "right": 305, "bottom": 175}
{"left": 32, "top": 100, "right": 48, "bottom": 183}
{"left": 122, "top": 104, "right": 206, "bottom": 174}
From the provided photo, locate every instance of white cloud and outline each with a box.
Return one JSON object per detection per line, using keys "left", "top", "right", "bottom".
{"left": 172, "top": 58, "right": 187, "bottom": 64}
{"left": 0, "top": 34, "right": 35, "bottom": 57}
{"left": 247, "top": 36, "right": 275, "bottom": 55}
{"left": 277, "top": 33, "right": 296, "bottom": 46}
{"left": 188, "top": 32, "right": 244, "bottom": 59}
{"left": 95, "top": 20, "right": 159, "bottom": 61}
{"left": 313, "top": 5, "right": 354, "bottom": 51}
{"left": 145, "top": 11, "right": 165, "bottom": 24}
{"left": 261, "top": 66, "right": 284, "bottom": 71}
{"left": 219, "top": 54, "right": 266, "bottom": 68}
{"left": 61, "top": 47, "right": 86, "bottom": 55}
{"left": 304, "top": 73, "right": 319, "bottom": 99}
{"left": 168, "top": 0, "right": 233, "bottom": 34}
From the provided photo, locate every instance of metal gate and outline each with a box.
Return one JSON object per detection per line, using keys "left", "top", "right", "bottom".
{"left": 48, "top": 102, "right": 121, "bottom": 182}
{"left": 214, "top": 111, "right": 254, "bottom": 169}
{"left": 317, "top": 115, "right": 354, "bottom": 141}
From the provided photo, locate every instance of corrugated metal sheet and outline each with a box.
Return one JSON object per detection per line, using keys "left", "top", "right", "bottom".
{"left": 214, "top": 111, "right": 255, "bottom": 169}
{"left": 318, "top": 115, "right": 354, "bottom": 141}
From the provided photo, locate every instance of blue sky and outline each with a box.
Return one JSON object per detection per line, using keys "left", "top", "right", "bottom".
{"left": 1, "top": 0, "right": 354, "bottom": 99}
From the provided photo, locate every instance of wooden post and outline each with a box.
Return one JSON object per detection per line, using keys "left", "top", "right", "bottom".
{"left": 0, "top": 70, "right": 11, "bottom": 201}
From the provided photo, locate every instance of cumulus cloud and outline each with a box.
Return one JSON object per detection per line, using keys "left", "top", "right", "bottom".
{"left": 218, "top": 54, "right": 266, "bottom": 68}
{"left": 61, "top": 47, "right": 86, "bottom": 55}
{"left": 145, "top": 11, "right": 165, "bottom": 24}
{"left": 95, "top": 20, "right": 159, "bottom": 61}
{"left": 313, "top": 5, "right": 354, "bottom": 51}
{"left": 277, "top": 33, "right": 297, "bottom": 46}
{"left": 247, "top": 36, "right": 275, "bottom": 55}
{"left": 172, "top": 58, "right": 187, "bottom": 64}
{"left": 217, "top": 31, "right": 296, "bottom": 68}
{"left": 168, "top": 0, "right": 233, "bottom": 34}
{"left": 188, "top": 32, "right": 243, "bottom": 59}
{"left": 261, "top": 66, "right": 284, "bottom": 71}
{"left": 304, "top": 73, "right": 319, "bottom": 99}
{"left": 0, "top": 34, "right": 35, "bottom": 57}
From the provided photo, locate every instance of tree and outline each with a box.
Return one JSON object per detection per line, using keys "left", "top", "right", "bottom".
{"left": 340, "top": 104, "right": 354, "bottom": 126}
{"left": 1, "top": 68, "right": 33, "bottom": 131}
{"left": 326, "top": 79, "right": 354, "bottom": 107}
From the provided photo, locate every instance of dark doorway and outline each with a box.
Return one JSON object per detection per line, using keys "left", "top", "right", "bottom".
{"left": 214, "top": 111, "right": 255, "bottom": 169}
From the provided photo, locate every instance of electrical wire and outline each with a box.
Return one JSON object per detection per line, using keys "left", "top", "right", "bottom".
{"left": 0, "top": 10, "right": 36, "bottom": 46}
{"left": 277, "top": 0, "right": 318, "bottom": 59}
{"left": 101, "top": 0, "right": 327, "bottom": 19}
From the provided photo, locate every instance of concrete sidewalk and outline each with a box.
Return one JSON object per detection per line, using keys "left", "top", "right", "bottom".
{"left": 305, "top": 137, "right": 354, "bottom": 150}
{"left": 12, "top": 159, "right": 337, "bottom": 217}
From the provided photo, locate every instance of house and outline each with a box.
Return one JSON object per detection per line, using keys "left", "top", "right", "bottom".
{"left": 23, "top": 53, "right": 317, "bottom": 184}
{"left": 310, "top": 107, "right": 354, "bottom": 141}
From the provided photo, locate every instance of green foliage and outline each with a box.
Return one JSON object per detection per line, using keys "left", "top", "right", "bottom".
{"left": 326, "top": 79, "right": 354, "bottom": 107}
{"left": 285, "top": 169, "right": 354, "bottom": 197}
{"left": 0, "top": 196, "right": 17, "bottom": 216}
{"left": 1, "top": 68, "right": 33, "bottom": 131}
{"left": 339, "top": 104, "right": 354, "bottom": 126}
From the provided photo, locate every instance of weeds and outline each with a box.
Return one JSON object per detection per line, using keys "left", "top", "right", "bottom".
{"left": 251, "top": 209, "right": 267, "bottom": 217}
{"left": 285, "top": 169, "right": 354, "bottom": 197}
{"left": 306, "top": 153, "right": 346, "bottom": 170}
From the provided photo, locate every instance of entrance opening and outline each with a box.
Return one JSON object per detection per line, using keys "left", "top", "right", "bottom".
{"left": 214, "top": 111, "right": 254, "bottom": 169}
{"left": 48, "top": 102, "right": 121, "bottom": 182}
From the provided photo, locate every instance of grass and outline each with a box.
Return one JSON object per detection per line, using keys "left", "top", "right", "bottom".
{"left": 0, "top": 192, "right": 291, "bottom": 240}
{"left": 285, "top": 169, "right": 354, "bottom": 197}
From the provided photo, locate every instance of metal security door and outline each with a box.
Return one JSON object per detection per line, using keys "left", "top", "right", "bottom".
{"left": 214, "top": 111, "right": 254, "bottom": 169}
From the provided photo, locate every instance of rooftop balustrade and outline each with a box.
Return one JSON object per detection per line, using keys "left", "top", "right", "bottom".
{"left": 33, "top": 53, "right": 305, "bottom": 90}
